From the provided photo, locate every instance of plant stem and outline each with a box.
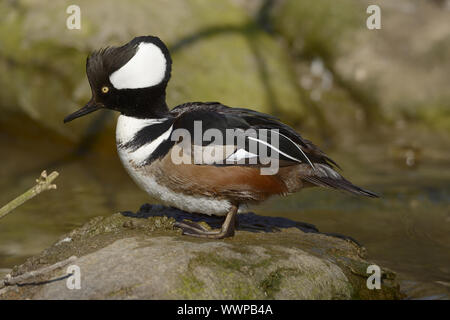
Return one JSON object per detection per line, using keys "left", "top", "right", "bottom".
{"left": 0, "top": 170, "right": 59, "bottom": 220}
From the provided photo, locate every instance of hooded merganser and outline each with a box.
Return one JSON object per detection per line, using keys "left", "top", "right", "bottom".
{"left": 64, "top": 35, "right": 378, "bottom": 239}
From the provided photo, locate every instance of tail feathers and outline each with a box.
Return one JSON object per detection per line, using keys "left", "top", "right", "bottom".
{"left": 303, "top": 164, "right": 379, "bottom": 198}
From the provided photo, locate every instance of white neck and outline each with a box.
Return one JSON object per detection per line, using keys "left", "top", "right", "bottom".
{"left": 116, "top": 115, "right": 172, "bottom": 166}
{"left": 116, "top": 115, "right": 167, "bottom": 145}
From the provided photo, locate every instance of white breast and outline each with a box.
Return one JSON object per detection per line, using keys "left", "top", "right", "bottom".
{"left": 116, "top": 115, "right": 232, "bottom": 216}
{"left": 116, "top": 115, "right": 166, "bottom": 143}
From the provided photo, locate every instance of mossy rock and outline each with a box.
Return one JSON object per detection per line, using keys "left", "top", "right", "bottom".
{"left": 272, "top": 0, "right": 361, "bottom": 61}
{"left": 0, "top": 206, "right": 403, "bottom": 299}
{"left": 0, "top": 0, "right": 304, "bottom": 145}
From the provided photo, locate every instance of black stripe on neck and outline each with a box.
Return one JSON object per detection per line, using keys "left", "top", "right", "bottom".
{"left": 119, "top": 118, "right": 175, "bottom": 152}
{"left": 144, "top": 138, "right": 176, "bottom": 165}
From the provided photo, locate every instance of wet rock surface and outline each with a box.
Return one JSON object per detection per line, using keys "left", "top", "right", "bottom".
{"left": 0, "top": 205, "right": 403, "bottom": 299}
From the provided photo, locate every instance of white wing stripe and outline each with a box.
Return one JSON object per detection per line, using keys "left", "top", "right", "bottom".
{"left": 226, "top": 148, "right": 258, "bottom": 162}
{"left": 272, "top": 131, "right": 315, "bottom": 169}
{"left": 247, "top": 136, "right": 302, "bottom": 164}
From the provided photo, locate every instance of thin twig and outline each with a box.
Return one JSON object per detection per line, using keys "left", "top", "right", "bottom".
{"left": 0, "top": 170, "right": 59, "bottom": 220}
{"left": 0, "top": 255, "right": 77, "bottom": 289}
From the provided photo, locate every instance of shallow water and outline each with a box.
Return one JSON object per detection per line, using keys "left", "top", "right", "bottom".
{"left": 0, "top": 117, "right": 449, "bottom": 299}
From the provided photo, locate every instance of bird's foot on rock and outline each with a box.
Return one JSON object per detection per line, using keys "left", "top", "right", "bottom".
{"left": 173, "top": 205, "right": 237, "bottom": 239}
{"left": 174, "top": 220, "right": 209, "bottom": 233}
{"left": 173, "top": 220, "right": 234, "bottom": 239}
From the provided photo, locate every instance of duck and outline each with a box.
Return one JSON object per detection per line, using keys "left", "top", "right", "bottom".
{"left": 64, "top": 35, "right": 378, "bottom": 239}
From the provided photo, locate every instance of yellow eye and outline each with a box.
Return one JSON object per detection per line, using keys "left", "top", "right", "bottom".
{"left": 101, "top": 86, "right": 109, "bottom": 93}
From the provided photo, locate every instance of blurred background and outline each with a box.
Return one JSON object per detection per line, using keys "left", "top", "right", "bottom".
{"left": 0, "top": 0, "right": 449, "bottom": 299}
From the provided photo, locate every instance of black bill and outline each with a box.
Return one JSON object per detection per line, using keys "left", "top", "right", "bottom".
{"left": 63, "top": 99, "right": 102, "bottom": 123}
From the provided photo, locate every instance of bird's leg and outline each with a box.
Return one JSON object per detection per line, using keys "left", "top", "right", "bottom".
{"left": 173, "top": 220, "right": 210, "bottom": 233}
{"left": 174, "top": 205, "right": 238, "bottom": 239}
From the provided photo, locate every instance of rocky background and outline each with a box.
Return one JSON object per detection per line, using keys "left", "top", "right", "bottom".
{"left": 1, "top": 0, "right": 449, "bottom": 142}
{"left": 0, "top": 0, "right": 449, "bottom": 299}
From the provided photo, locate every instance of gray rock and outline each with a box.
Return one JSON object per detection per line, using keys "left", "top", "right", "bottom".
{"left": 0, "top": 205, "right": 403, "bottom": 299}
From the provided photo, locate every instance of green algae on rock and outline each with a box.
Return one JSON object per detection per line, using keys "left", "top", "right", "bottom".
{"left": 0, "top": 205, "right": 403, "bottom": 300}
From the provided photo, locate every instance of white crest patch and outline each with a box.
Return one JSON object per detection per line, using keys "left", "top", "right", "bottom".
{"left": 109, "top": 42, "right": 166, "bottom": 89}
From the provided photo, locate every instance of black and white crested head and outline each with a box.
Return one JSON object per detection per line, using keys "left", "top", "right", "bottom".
{"left": 109, "top": 41, "right": 169, "bottom": 89}
{"left": 64, "top": 36, "right": 172, "bottom": 123}
{"left": 88, "top": 36, "right": 172, "bottom": 90}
